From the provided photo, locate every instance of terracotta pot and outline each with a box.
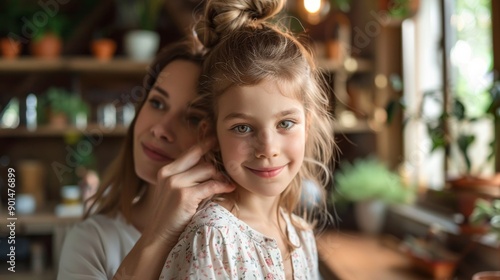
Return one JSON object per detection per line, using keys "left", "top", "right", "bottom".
{"left": 0, "top": 38, "right": 22, "bottom": 59}
{"left": 448, "top": 174, "right": 500, "bottom": 197}
{"left": 91, "top": 39, "right": 116, "bottom": 61}
{"left": 407, "top": 253, "right": 457, "bottom": 280}
{"left": 48, "top": 112, "right": 68, "bottom": 128}
{"left": 30, "top": 33, "right": 62, "bottom": 59}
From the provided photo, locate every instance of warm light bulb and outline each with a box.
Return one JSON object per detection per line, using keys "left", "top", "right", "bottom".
{"left": 304, "top": 0, "right": 321, "bottom": 14}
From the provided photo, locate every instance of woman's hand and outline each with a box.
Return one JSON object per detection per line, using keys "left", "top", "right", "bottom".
{"left": 149, "top": 138, "right": 235, "bottom": 246}
{"left": 114, "top": 139, "right": 234, "bottom": 280}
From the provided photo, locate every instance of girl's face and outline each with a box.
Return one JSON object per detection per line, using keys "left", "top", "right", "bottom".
{"left": 134, "top": 60, "right": 204, "bottom": 184}
{"left": 216, "top": 79, "right": 306, "bottom": 198}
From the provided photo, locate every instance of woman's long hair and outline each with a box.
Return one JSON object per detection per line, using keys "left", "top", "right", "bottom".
{"left": 84, "top": 38, "right": 205, "bottom": 223}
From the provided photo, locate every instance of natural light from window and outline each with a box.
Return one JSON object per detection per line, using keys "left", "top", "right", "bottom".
{"left": 450, "top": 0, "right": 492, "bottom": 118}
{"left": 402, "top": 0, "right": 494, "bottom": 190}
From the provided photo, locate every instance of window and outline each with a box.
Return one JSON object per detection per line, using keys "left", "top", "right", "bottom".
{"left": 402, "top": 0, "right": 495, "bottom": 189}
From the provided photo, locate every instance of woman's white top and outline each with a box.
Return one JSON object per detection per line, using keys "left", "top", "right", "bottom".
{"left": 57, "top": 213, "right": 140, "bottom": 280}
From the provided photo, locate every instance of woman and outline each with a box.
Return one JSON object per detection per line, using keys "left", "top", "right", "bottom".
{"left": 57, "top": 38, "right": 235, "bottom": 280}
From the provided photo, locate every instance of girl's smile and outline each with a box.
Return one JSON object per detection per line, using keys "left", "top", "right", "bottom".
{"left": 245, "top": 165, "right": 285, "bottom": 178}
{"left": 216, "top": 79, "right": 306, "bottom": 198}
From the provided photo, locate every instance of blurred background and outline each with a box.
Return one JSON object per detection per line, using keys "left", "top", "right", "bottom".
{"left": 0, "top": 0, "right": 499, "bottom": 279}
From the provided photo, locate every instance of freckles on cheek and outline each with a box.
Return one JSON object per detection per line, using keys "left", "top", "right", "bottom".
{"left": 220, "top": 137, "right": 252, "bottom": 171}
{"left": 235, "top": 139, "right": 254, "bottom": 157}
{"left": 224, "top": 159, "right": 241, "bottom": 175}
{"left": 221, "top": 137, "right": 250, "bottom": 158}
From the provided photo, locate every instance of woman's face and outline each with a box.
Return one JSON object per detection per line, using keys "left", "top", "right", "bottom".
{"left": 133, "top": 60, "right": 204, "bottom": 185}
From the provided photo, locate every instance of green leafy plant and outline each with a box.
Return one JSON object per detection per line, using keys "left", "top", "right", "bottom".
{"left": 0, "top": 0, "right": 24, "bottom": 37}
{"left": 137, "top": 0, "right": 164, "bottom": 31}
{"left": 330, "top": 0, "right": 351, "bottom": 12}
{"left": 387, "top": 0, "right": 413, "bottom": 18}
{"left": 332, "top": 157, "right": 415, "bottom": 204}
{"left": 387, "top": 75, "right": 498, "bottom": 175}
{"left": 470, "top": 199, "right": 500, "bottom": 240}
{"left": 37, "top": 87, "right": 89, "bottom": 125}
{"left": 32, "top": 15, "right": 68, "bottom": 42}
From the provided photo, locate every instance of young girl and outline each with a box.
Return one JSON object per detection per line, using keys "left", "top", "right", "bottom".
{"left": 159, "top": 0, "right": 336, "bottom": 279}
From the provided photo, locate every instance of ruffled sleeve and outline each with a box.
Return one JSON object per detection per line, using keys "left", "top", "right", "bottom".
{"left": 159, "top": 224, "right": 232, "bottom": 280}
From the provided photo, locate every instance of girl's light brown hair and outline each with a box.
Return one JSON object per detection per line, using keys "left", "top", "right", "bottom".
{"left": 84, "top": 39, "right": 205, "bottom": 222}
{"left": 194, "top": 0, "right": 337, "bottom": 247}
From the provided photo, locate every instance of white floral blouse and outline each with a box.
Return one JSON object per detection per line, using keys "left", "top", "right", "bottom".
{"left": 159, "top": 201, "right": 319, "bottom": 280}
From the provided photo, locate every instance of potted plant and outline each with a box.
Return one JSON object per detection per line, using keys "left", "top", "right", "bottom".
{"left": 332, "top": 157, "right": 415, "bottom": 234}
{"left": 37, "top": 87, "right": 90, "bottom": 128}
{"left": 470, "top": 199, "right": 500, "bottom": 279}
{"left": 90, "top": 31, "right": 117, "bottom": 62}
{"left": 122, "top": 0, "right": 164, "bottom": 61}
{"left": 470, "top": 198, "right": 500, "bottom": 242}
{"left": 387, "top": 76, "right": 499, "bottom": 229}
{"left": 0, "top": 37, "right": 21, "bottom": 60}
{"left": 30, "top": 16, "right": 66, "bottom": 59}
{"left": 91, "top": 38, "right": 116, "bottom": 61}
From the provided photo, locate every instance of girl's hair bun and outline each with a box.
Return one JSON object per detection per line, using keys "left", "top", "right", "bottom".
{"left": 195, "top": 0, "right": 285, "bottom": 48}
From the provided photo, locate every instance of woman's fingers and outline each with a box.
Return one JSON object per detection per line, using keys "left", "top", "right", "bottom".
{"left": 191, "top": 179, "right": 235, "bottom": 201}
{"left": 161, "top": 161, "right": 235, "bottom": 201}
{"left": 165, "top": 161, "right": 219, "bottom": 188}
{"left": 158, "top": 138, "right": 215, "bottom": 178}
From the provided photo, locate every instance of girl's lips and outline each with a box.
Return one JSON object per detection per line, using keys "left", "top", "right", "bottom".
{"left": 247, "top": 166, "right": 285, "bottom": 178}
{"left": 142, "top": 144, "right": 173, "bottom": 162}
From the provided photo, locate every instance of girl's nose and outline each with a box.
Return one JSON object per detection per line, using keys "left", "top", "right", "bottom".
{"left": 254, "top": 129, "right": 279, "bottom": 158}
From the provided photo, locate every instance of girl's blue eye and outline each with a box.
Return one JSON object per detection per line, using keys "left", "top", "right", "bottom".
{"left": 278, "top": 120, "right": 294, "bottom": 130}
{"left": 232, "top": 125, "right": 252, "bottom": 134}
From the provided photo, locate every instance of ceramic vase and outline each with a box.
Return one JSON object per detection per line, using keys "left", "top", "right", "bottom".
{"left": 124, "top": 30, "right": 159, "bottom": 61}
{"left": 355, "top": 199, "right": 387, "bottom": 234}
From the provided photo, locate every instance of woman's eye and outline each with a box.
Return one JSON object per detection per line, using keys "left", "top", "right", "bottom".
{"left": 185, "top": 115, "right": 202, "bottom": 125}
{"left": 231, "top": 125, "right": 252, "bottom": 134}
{"left": 278, "top": 120, "right": 294, "bottom": 130}
{"left": 148, "top": 98, "right": 164, "bottom": 109}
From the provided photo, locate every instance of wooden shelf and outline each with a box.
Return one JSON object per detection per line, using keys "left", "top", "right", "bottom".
{"left": 0, "top": 124, "right": 128, "bottom": 137}
{"left": 0, "top": 210, "right": 80, "bottom": 235}
{"left": 0, "top": 57, "right": 149, "bottom": 74}
{"left": 0, "top": 56, "right": 371, "bottom": 75}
